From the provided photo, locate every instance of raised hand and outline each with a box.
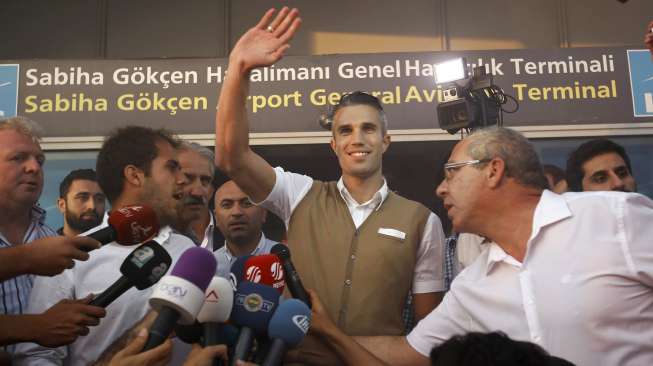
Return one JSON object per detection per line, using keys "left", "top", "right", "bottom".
{"left": 229, "top": 7, "right": 302, "bottom": 72}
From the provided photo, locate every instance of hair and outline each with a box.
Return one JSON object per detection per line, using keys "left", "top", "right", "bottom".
{"left": 328, "top": 91, "right": 388, "bottom": 135}
{"left": 466, "top": 127, "right": 548, "bottom": 190}
{"left": 59, "top": 169, "right": 98, "bottom": 198}
{"left": 542, "top": 164, "right": 565, "bottom": 189}
{"left": 179, "top": 141, "right": 216, "bottom": 176}
{"left": 430, "top": 332, "right": 575, "bottom": 366}
{"left": 0, "top": 116, "right": 44, "bottom": 143}
{"left": 96, "top": 126, "right": 180, "bottom": 203}
{"left": 565, "top": 139, "right": 632, "bottom": 192}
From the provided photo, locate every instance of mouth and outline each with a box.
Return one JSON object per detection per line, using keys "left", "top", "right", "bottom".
{"left": 348, "top": 151, "right": 370, "bottom": 158}
{"left": 228, "top": 221, "right": 248, "bottom": 230}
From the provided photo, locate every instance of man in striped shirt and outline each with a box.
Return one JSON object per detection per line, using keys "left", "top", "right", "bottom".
{"left": 0, "top": 117, "right": 104, "bottom": 355}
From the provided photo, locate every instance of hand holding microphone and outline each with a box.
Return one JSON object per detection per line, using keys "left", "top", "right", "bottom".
{"left": 144, "top": 247, "right": 217, "bottom": 351}
{"left": 89, "top": 241, "right": 172, "bottom": 308}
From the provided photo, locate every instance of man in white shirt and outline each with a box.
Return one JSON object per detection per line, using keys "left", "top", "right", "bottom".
{"left": 309, "top": 127, "right": 653, "bottom": 366}
{"left": 14, "top": 126, "right": 197, "bottom": 366}
{"left": 214, "top": 8, "right": 445, "bottom": 364}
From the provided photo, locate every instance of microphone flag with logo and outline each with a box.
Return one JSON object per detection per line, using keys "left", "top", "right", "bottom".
{"left": 89, "top": 240, "right": 171, "bottom": 307}
{"left": 84, "top": 205, "right": 160, "bottom": 248}
{"left": 230, "top": 281, "right": 280, "bottom": 366}
{"left": 261, "top": 299, "right": 311, "bottom": 366}
{"left": 143, "top": 247, "right": 217, "bottom": 351}
{"left": 244, "top": 254, "right": 286, "bottom": 294}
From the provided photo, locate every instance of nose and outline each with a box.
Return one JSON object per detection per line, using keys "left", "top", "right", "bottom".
{"left": 24, "top": 156, "right": 42, "bottom": 174}
{"left": 609, "top": 172, "right": 626, "bottom": 191}
{"left": 436, "top": 179, "right": 448, "bottom": 198}
{"left": 351, "top": 128, "right": 365, "bottom": 145}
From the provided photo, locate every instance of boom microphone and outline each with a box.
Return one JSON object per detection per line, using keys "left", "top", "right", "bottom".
{"left": 143, "top": 247, "right": 217, "bottom": 351}
{"left": 84, "top": 205, "right": 159, "bottom": 248}
{"left": 244, "top": 254, "right": 286, "bottom": 294}
{"left": 230, "top": 281, "right": 280, "bottom": 366}
{"left": 261, "top": 299, "right": 311, "bottom": 366}
{"left": 89, "top": 241, "right": 171, "bottom": 307}
{"left": 270, "top": 244, "right": 311, "bottom": 307}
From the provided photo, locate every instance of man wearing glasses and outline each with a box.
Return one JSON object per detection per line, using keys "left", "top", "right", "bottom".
{"left": 214, "top": 8, "right": 446, "bottom": 365}
{"left": 307, "top": 127, "right": 653, "bottom": 366}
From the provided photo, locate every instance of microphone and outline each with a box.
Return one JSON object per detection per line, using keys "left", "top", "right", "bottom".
{"left": 196, "top": 277, "right": 234, "bottom": 366}
{"left": 89, "top": 241, "right": 171, "bottom": 307}
{"left": 244, "top": 255, "right": 286, "bottom": 294}
{"left": 229, "top": 255, "right": 251, "bottom": 291}
{"left": 270, "top": 244, "right": 311, "bottom": 307}
{"left": 84, "top": 205, "right": 160, "bottom": 248}
{"left": 230, "top": 281, "right": 280, "bottom": 366}
{"left": 144, "top": 247, "right": 217, "bottom": 351}
{"left": 261, "top": 299, "right": 311, "bottom": 366}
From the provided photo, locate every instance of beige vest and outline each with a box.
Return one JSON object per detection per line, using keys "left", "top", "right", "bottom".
{"left": 287, "top": 181, "right": 430, "bottom": 365}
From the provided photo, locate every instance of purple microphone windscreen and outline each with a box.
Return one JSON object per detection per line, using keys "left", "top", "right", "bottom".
{"left": 170, "top": 247, "right": 217, "bottom": 291}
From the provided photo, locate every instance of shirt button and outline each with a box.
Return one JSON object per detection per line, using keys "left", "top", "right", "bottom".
{"left": 344, "top": 279, "right": 352, "bottom": 286}
{"left": 350, "top": 255, "right": 356, "bottom": 260}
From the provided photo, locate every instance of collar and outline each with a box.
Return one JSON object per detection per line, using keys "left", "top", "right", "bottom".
{"left": 483, "top": 190, "right": 571, "bottom": 275}
{"left": 336, "top": 177, "right": 389, "bottom": 211}
{"left": 223, "top": 233, "right": 268, "bottom": 260}
{"left": 31, "top": 205, "right": 48, "bottom": 225}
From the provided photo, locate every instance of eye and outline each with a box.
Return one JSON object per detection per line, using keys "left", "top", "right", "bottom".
{"left": 220, "top": 201, "right": 233, "bottom": 209}
{"left": 590, "top": 173, "right": 608, "bottom": 184}
{"left": 615, "top": 166, "right": 630, "bottom": 179}
{"left": 241, "top": 199, "right": 253, "bottom": 208}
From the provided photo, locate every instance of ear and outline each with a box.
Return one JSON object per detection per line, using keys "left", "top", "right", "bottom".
{"left": 56, "top": 198, "right": 66, "bottom": 213}
{"left": 486, "top": 158, "right": 506, "bottom": 189}
{"left": 124, "top": 164, "right": 145, "bottom": 188}
{"left": 382, "top": 133, "right": 391, "bottom": 153}
{"left": 330, "top": 137, "right": 337, "bottom": 154}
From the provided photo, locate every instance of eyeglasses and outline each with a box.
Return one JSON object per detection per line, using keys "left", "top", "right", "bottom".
{"left": 443, "top": 159, "right": 491, "bottom": 181}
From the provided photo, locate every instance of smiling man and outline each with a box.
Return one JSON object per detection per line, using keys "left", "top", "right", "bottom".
{"left": 56, "top": 169, "right": 106, "bottom": 237}
{"left": 214, "top": 8, "right": 445, "bottom": 364}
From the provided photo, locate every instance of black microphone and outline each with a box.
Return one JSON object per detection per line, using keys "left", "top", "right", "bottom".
{"left": 270, "top": 244, "right": 311, "bottom": 308}
{"left": 143, "top": 247, "right": 217, "bottom": 351}
{"left": 89, "top": 241, "right": 171, "bottom": 307}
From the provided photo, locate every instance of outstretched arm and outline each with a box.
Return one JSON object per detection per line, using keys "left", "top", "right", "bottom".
{"left": 215, "top": 7, "right": 301, "bottom": 202}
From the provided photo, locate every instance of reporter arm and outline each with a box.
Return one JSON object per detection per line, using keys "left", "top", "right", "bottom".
{"left": 97, "top": 328, "right": 171, "bottom": 366}
{"left": 0, "top": 314, "right": 41, "bottom": 345}
{"left": 0, "top": 245, "right": 31, "bottom": 280}
{"left": 94, "top": 310, "right": 159, "bottom": 365}
{"left": 413, "top": 292, "right": 443, "bottom": 322}
{"left": 354, "top": 336, "right": 429, "bottom": 366}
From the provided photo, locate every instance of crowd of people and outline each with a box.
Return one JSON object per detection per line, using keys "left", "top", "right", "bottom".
{"left": 0, "top": 7, "right": 652, "bottom": 366}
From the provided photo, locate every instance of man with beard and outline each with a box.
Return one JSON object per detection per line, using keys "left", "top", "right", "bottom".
{"left": 56, "top": 169, "right": 106, "bottom": 237}
{"left": 212, "top": 180, "right": 278, "bottom": 279}
{"left": 566, "top": 138, "right": 637, "bottom": 193}
{"left": 175, "top": 142, "right": 217, "bottom": 249}
{"left": 15, "top": 126, "right": 196, "bottom": 366}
